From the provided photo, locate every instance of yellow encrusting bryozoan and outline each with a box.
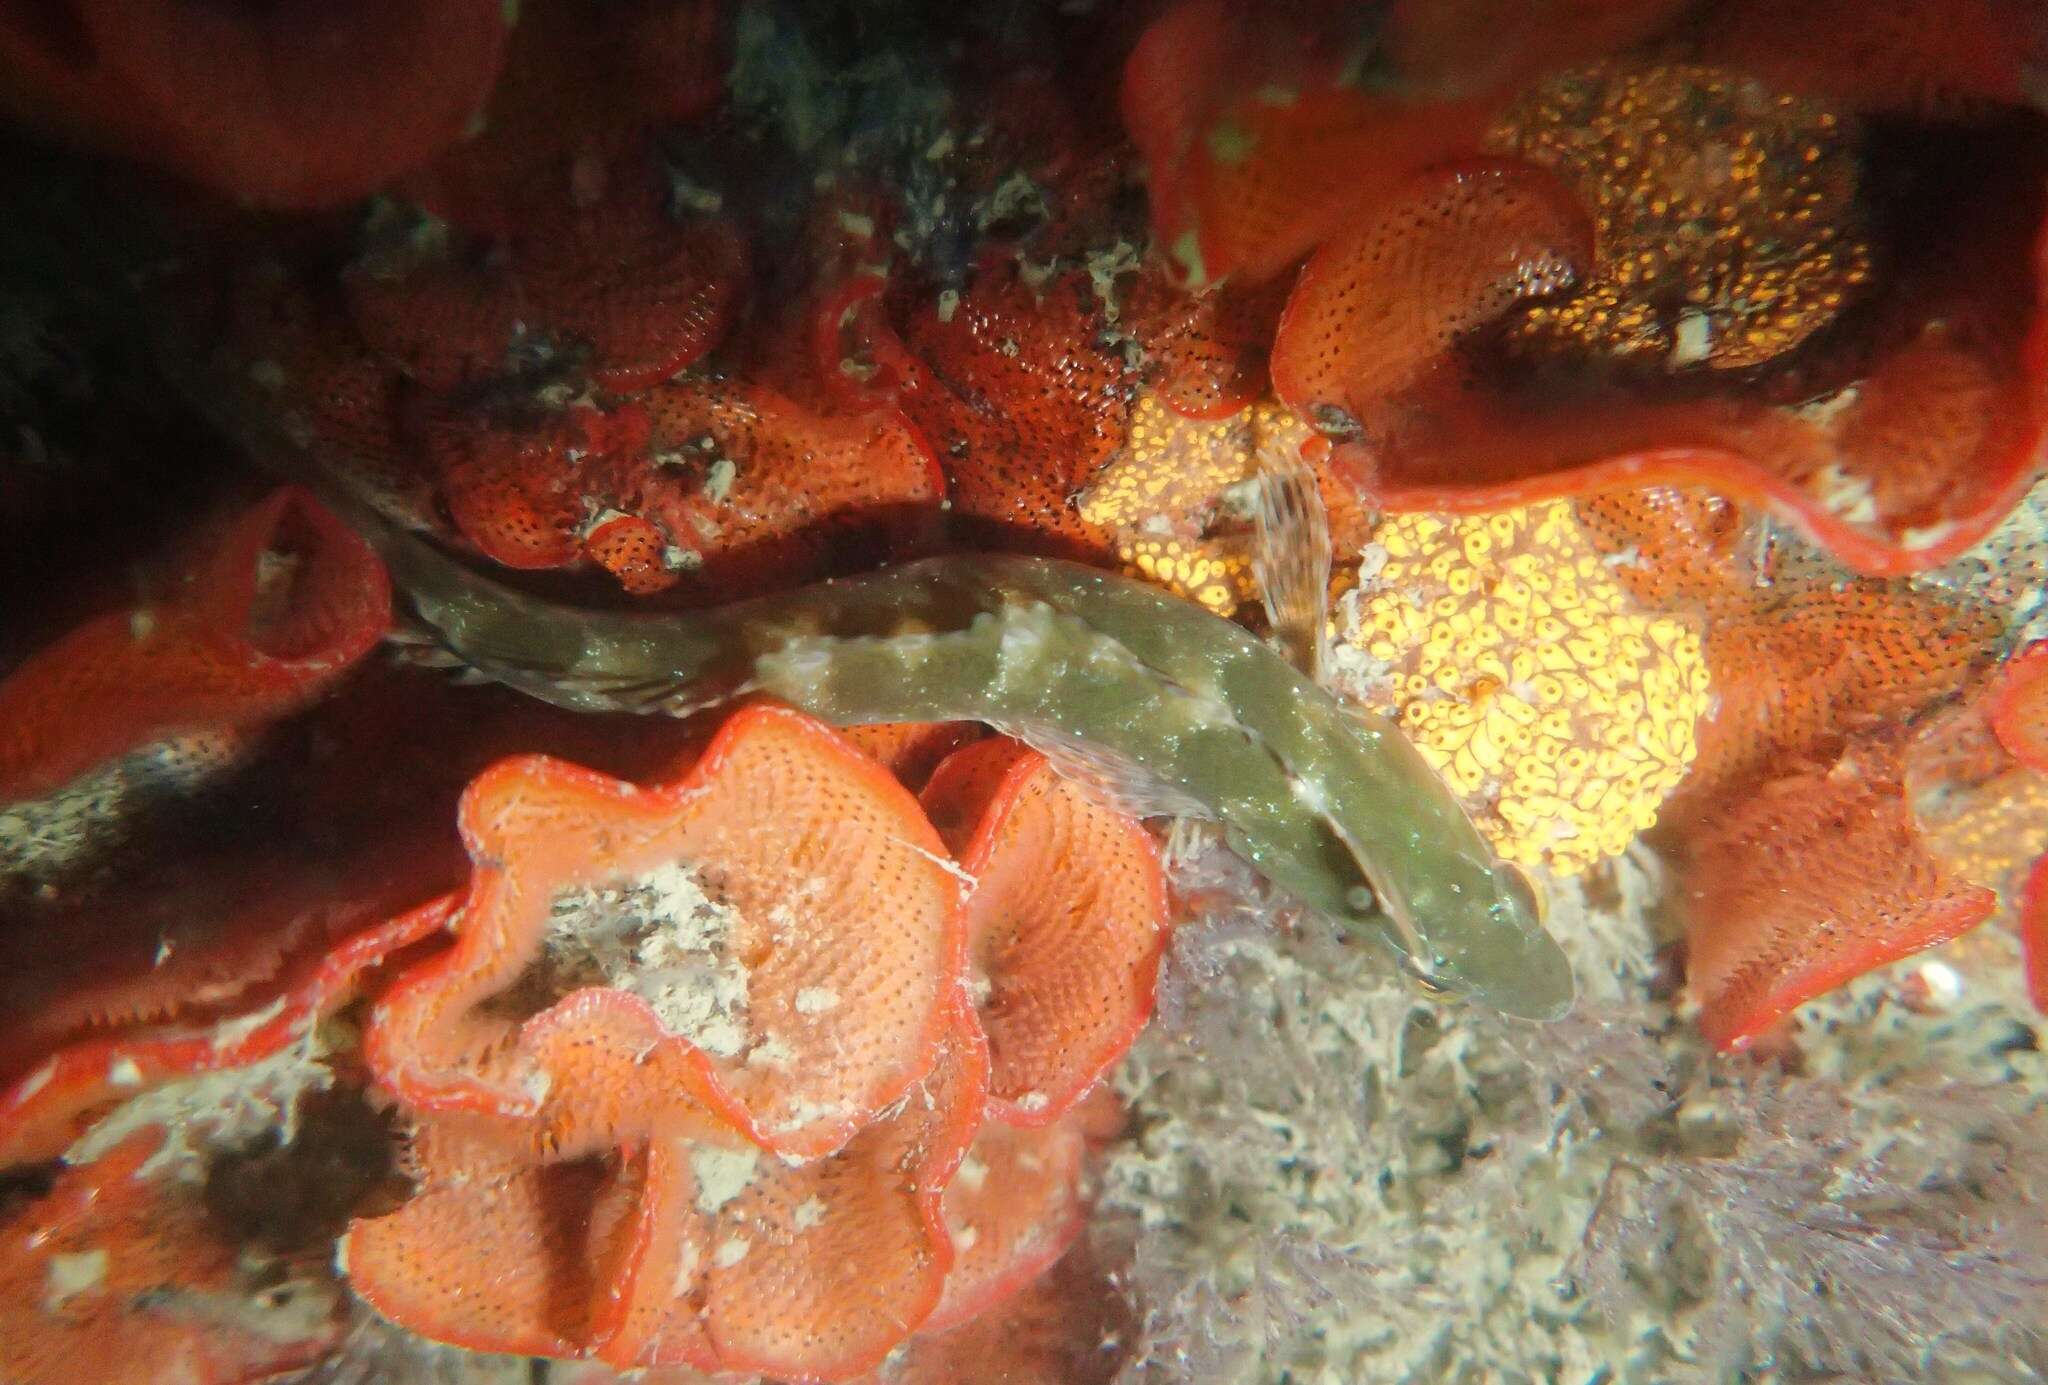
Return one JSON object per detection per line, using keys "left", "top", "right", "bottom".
{"left": 1334, "top": 502, "right": 1710, "bottom": 875}
{"left": 1077, "top": 393, "right": 1316, "bottom": 615}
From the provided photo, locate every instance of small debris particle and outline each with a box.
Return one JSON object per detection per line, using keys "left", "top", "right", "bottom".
{"left": 1669, "top": 310, "right": 1714, "bottom": 367}
{"left": 794, "top": 986, "right": 841, "bottom": 1015}
{"left": 704, "top": 458, "right": 738, "bottom": 503}
{"left": 44, "top": 1250, "right": 109, "bottom": 1310}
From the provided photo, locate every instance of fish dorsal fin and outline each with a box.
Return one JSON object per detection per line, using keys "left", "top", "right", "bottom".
{"left": 1245, "top": 442, "right": 1333, "bottom": 682}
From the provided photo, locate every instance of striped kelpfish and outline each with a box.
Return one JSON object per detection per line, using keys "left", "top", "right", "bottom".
{"left": 335, "top": 467, "right": 1575, "bottom": 1022}
{"left": 174, "top": 310, "right": 1571, "bottom": 1018}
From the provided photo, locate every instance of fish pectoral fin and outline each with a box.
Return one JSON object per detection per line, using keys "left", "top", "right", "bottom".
{"left": 995, "top": 720, "right": 1216, "bottom": 822}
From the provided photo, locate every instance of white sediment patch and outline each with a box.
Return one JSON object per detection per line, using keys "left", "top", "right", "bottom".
{"left": 0, "top": 756, "right": 142, "bottom": 882}
{"left": 44, "top": 1250, "right": 109, "bottom": 1310}
{"left": 671, "top": 1237, "right": 702, "bottom": 1296}
{"left": 544, "top": 861, "right": 752, "bottom": 1058}
{"left": 746, "top": 1035, "right": 797, "bottom": 1069}
{"left": 1809, "top": 462, "right": 1880, "bottom": 523}
{"left": 66, "top": 1022, "right": 336, "bottom": 1179}
{"left": 691, "top": 1145, "right": 760, "bottom": 1214}
{"left": 770, "top": 1094, "right": 854, "bottom": 1137}
{"left": 3, "top": 730, "right": 252, "bottom": 882}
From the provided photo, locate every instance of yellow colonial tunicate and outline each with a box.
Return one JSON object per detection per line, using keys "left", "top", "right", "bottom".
{"left": 1077, "top": 393, "right": 1315, "bottom": 615}
{"left": 1488, "top": 62, "right": 1871, "bottom": 374}
{"left": 1334, "top": 502, "right": 1710, "bottom": 875}
{"left": 1916, "top": 764, "right": 2048, "bottom": 904}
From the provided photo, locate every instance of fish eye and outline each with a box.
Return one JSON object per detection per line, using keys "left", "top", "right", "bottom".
{"left": 1397, "top": 952, "right": 1456, "bottom": 999}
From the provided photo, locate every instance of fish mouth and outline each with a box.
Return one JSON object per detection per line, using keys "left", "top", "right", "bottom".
{"left": 1439, "top": 870, "right": 1579, "bottom": 1023}
{"left": 1334, "top": 816, "right": 1576, "bottom": 1021}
